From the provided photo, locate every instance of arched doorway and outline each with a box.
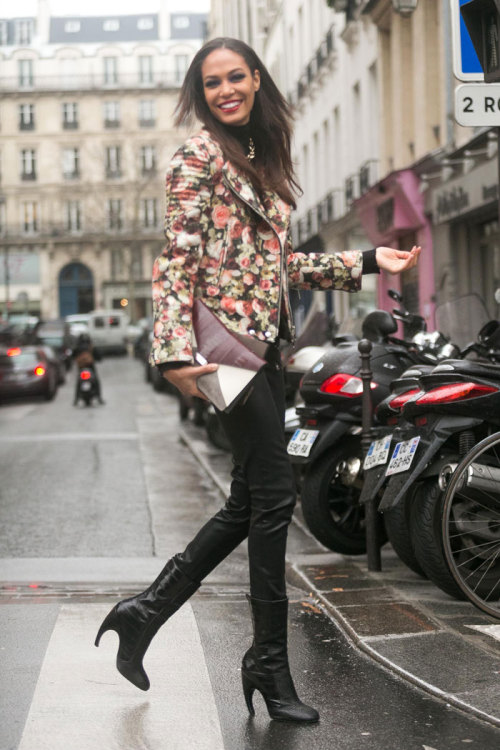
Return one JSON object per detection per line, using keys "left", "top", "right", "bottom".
{"left": 59, "top": 262, "right": 94, "bottom": 316}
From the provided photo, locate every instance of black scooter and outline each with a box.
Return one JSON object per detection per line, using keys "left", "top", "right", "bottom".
{"left": 289, "top": 292, "right": 443, "bottom": 554}
{"left": 374, "top": 319, "right": 500, "bottom": 598}
{"left": 75, "top": 366, "right": 100, "bottom": 407}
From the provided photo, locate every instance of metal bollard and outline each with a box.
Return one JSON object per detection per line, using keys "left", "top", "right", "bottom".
{"left": 358, "top": 339, "right": 381, "bottom": 572}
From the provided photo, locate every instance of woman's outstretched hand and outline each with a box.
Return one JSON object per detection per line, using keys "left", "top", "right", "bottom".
{"left": 375, "top": 245, "right": 421, "bottom": 274}
{"left": 163, "top": 363, "right": 218, "bottom": 400}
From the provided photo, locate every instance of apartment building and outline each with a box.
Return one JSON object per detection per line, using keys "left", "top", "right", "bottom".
{"left": 210, "top": 0, "right": 499, "bottom": 328}
{"left": 0, "top": 1, "right": 207, "bottom": 321}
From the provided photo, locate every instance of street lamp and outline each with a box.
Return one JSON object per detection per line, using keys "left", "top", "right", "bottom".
{"left": 392, "top": 0, "right": 419, "bottom": 17}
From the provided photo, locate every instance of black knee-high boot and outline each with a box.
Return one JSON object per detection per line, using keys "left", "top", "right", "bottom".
{"left": 95, "top": 555, "right": 199, "bottom": 691}
{"left": 241, "top": 596, "right": 319, "bottom": 722}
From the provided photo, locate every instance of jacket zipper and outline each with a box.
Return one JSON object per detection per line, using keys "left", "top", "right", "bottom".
{"left": 222, "top": 176, "right": 295, "bottom": 343}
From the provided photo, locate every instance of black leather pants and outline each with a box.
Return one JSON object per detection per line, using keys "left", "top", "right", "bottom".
{"left": 176, "top": 348, "right": 296, "bottom": 601}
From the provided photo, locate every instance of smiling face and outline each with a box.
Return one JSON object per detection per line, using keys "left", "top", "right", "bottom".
{"left": 201, "top": 48, "right": 260, "bottom": 127}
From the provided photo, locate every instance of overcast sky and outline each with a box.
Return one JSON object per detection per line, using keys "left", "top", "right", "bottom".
{"left": 0, "top": 0, "right": 210, "bottom": 17}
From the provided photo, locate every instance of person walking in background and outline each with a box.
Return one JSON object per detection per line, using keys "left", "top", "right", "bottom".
{"left": 95, "top": 37, "right": 420, "bottom": 723}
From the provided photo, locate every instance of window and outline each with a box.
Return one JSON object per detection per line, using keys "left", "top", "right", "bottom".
{"left": 64, "top": 21, "right": 81, "bottom": 33}
{"left": 18, "top": 59, "right": 34, "bottom": 88}
{"left": 62, "top": 102, "right": 78, "bottom": 129}
{"left": 103, "top": 57, "right": 118, "bottom": 86}
{"left": 106, "top": 146, "right": 121, "bottom": 177}
{"left": 15, "top": 20, "right": 34, "bottom": 45}
{"left": 0, "top": 201, "right": 5, "bottom": 236}
{"left": 0, "top": 21, "right": 8, "bottom": 45}
{"left": 138, "top": 18, "right": 154, "bottom": 30}
{"left": 139, "top": 99, "right": 156, "bottom": 127}
{"left": 107, "top": 199, "right": 123, "bottom": 230}
{"left": 19, "top": 104, "right": 35, "bottom": 130}
{"left": 103, "top": 20, "right": 120, "bottom": 32}
{"left": 131, "top": 251, "right": 143, "bottom": 279}
{"left": 174, "top": 54, "right": 189, "bottom": 85}
{"left": 22, "top": 201, "right": 38, "bottom": 234}
{"left": 103, "top": 101, "right": 120, "bottom": 127}
{"left": 62, "top": 148, "right": 80, "bottom": 179}
{"left": 141, "top": 198, "right": 157, "bottom": 228}
{"left": 20, "top": 150, "right": 36, "bottom": 180}
{"left": 111, "top": 249, "right": 124, "bottom": 279}
{"left": 139, "top": 55, "right": 153, "bottom": 85}
{"left": 140, "top": 145, "right": 156, "bottom": 174}
{"left": 65, "top": 200, "right": 82, "bottom": 232}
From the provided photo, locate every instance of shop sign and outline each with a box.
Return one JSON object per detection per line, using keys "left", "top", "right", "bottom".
{"left": 432, "top": 158, "right": 497, "bottom": 223}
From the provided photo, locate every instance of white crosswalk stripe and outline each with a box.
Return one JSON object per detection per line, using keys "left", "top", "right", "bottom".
{"left": 18, "top": 603, "right": 225, "bottom": 750}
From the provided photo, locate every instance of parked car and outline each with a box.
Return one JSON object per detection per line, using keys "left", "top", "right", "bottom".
{"left": 65, "top": 314, "right": 91, "bottom": 340}
{"left": 38, "top": 345, "right": 66, "bottom": 385}
{"left": 0, "top": 346, "right": 58, "bottom": 402}
{"left": 85, "top": 310, "right": 128, "bottom": 355}
{"left": 35, "top": 320, "right": 74, "bottom": 371}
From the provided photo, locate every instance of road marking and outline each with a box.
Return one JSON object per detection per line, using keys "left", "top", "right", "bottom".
{"left": 17, "top": 603, "right": 225, "bottom": 750}
{"left": 0, "top": 432, "right": 138, "bottom": 442}
{"left": 467, "top": 624, "right": 500, "bottom": 642}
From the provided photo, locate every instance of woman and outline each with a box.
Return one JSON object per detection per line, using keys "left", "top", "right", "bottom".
{"left": 95, "top": 37, "right": 420, "bottom": 723}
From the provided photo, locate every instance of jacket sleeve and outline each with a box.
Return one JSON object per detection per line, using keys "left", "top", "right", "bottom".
{"left": 150, "top": 140, "right": 213, "bottom": 366}
{"left": 286, "top": 233, "right": 363, "bottom": 292}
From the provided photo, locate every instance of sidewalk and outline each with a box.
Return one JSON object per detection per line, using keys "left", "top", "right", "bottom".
{"left": 180, "top": 422, "right": 500, "bottom": 730}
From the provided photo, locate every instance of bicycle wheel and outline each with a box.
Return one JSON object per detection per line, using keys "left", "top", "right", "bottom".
{"left": 441, "top": 431, "right": 500, "bottom": 619}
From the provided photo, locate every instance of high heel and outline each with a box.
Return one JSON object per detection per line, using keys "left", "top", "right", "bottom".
{"left": 242, "top": 672, "right": 256, "bottom": 716}
{"left": 95, "top": 556, "right": 199, "bottom": 691}
{"left": 94, "top": 606, "right": 120, "bottom": 647}
{"left": 242, "top": 596, "right": 319, "bottom": 723}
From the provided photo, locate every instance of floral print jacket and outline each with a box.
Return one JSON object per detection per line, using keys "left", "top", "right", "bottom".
{"left": 150, "top": 128, "right": 363, "bottom": 366}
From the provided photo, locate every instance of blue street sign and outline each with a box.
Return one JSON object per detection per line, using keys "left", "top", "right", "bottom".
{"left": 451, "top": 0, "right": 484, "bottom": 81}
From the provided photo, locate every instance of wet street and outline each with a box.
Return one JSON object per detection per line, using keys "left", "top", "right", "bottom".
{"left": 1, "top": 355, "right": 499, "bottom": 750}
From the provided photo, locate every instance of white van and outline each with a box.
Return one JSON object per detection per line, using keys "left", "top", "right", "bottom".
{"left": 86, "top": 310, "right": 129, "bottom": 355}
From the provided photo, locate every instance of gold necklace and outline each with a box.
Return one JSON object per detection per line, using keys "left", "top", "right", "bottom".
{"left": 246, "top": 137, "right": 255, "bottom": 162}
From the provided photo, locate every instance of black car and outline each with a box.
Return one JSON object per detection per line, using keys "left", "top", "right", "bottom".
{"left": 35, "top": 320, "right": 74, "bottom": 371}
{"left": 0, "top": 346, "right": 58, "bottom": 402}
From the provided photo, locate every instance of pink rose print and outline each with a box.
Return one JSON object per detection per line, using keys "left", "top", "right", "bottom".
{"left": 207, "top": 285, "right": 219, "bottom": 296}
{"left": 230, "top": 220, "right": 243, "bottom": 239}
{"left": 243, "top": 273, "right": 255, "bottom": 286}
{"left": 212, "top": 205, "right": 231, "bottom": 228}
{"left": 174, "top": 326, "right": 187, "bottom": 337}
{"left": 241, "top": 257, "right": 251, "bottom": 268}
{"left": 263, "top": 237, "right": 280, "bottom": 254}
{"left": 260, "top": 279, "right": 272, "bottom": 290}
{"left": 221, "top": 296, "right": 237, "bottom": 314}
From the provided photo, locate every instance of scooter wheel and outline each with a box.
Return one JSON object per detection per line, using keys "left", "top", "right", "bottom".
{"left": 410, "top": 479, "right": 465, "bottom": 599}
{"left": 301, "top": 444, "right": 386, "bottom": 555}
{"left": 384, "top": 485, "right": 426, "bottom": 578}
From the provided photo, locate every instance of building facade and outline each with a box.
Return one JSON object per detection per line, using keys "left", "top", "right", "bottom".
{"left": 210, "top": 0, "right": 499, "bottom": 332}
{"left": 0, "top": 1, "right": 207, "bottom": 321}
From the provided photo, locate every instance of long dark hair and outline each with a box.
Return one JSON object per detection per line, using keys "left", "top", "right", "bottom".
{"left": 175, "top": 37, "right": 301, "bottom": 208}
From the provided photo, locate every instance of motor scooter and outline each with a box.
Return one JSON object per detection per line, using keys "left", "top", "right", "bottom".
{"left": 75, "top": 367, "right": 100, "bottom": 407}
{"left": 373, "top": 309, "right": 500, "bottom": 598}
{"left": 289, "top": 291, "right": 441, "bottom": 554}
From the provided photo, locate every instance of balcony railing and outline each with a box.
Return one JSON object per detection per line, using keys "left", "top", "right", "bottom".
{"left": 0, "top": 72, "right": 184, "bottom": 93}
{"left": 294, "top": 24, "right": 336, "bottom": 105}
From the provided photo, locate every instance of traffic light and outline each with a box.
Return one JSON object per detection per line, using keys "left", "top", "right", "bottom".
{"left": 461, "top": 0, "right": 500, "bottom": 82}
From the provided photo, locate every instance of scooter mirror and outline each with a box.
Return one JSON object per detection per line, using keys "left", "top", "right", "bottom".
{"left": 388, "top": 288, "right": 403, "bottom": 303}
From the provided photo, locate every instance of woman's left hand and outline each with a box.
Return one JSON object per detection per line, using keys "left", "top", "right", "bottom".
{"left": 375, "top": 245, "right": 421, "bottom": 275}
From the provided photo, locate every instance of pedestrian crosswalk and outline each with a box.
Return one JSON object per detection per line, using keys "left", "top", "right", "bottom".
{"left": 17, "top": 603, "right": 225, "bottom": 750}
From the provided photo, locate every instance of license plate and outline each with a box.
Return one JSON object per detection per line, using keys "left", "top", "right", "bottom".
{"left": 363, "top": 434, "right": 393, "bottom": 471}
{"left": 287, "top": 428, "right": 320, "bottom": 457}
{"left": 386, "top": 436, "right": 421, "bottom": 476}
{"left": 81, "top": 382, "right": 91, "bottom": 391}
